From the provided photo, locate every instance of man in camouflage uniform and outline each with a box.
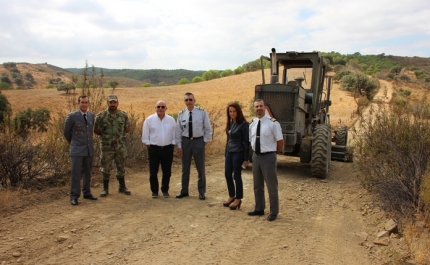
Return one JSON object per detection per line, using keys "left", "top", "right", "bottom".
{"left": 94, "top": 94, "right": 131, "bottom": 196}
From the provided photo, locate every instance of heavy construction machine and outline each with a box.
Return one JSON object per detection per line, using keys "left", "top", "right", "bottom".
{"left": 253, "top": 48, "right": 351, "bottom": 178}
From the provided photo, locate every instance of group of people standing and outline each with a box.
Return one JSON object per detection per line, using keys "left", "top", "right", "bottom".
{"left": 63, "top": 92, "right": 283, "bottom": 221}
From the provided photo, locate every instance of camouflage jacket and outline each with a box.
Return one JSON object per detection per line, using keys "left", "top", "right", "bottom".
{"left": 95, "top": 109, "right": 130, "bottom": 150}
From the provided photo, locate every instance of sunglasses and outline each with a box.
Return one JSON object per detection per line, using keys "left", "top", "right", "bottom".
{"left": 156, "top": 106, "right": 166, "bottom": 109}
{"left": 184, "top": 99, "right": 194, "bottom": 102}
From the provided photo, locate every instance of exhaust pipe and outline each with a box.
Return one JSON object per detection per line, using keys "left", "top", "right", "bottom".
{"left": 270, "top": 48, "right": 278, "bottom": 84}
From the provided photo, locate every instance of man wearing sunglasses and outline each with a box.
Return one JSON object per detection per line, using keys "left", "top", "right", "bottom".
{"left": 175, "top": 92, "right": 212, "bottom": 200}
{"left": 142, "top": 100, "right": 176, "bottom": 198}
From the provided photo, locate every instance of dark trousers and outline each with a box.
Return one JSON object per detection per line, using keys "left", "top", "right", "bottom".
{"left": 148, "top": 145, "right": 174, "bottom": 193}
{"left": 70, "top": 155, "right": 93, "bottom": 199}
{"left": 224, "top": 151, "right": 244, "bottom": 199}
{"left": 181, "top": 137, "right": 206, "bottom": 195}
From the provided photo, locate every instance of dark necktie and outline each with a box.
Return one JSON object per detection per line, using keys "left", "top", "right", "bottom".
{"left": 255, "top": 120, "right": 261, "bottom": 154}
{"left": 83, "top": 113, "right": 87, "bottom": 124}
{"left": 189, "top": 112, "right": 193, "bottom": 138}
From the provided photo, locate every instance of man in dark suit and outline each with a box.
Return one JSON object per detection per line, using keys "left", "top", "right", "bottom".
{"left": 63, "top": 95, "right": 97, "bottom": 206}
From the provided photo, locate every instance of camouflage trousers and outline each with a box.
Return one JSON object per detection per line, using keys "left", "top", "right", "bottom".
{"left": 100, "top": 148, "right": 127, "bottom": 180}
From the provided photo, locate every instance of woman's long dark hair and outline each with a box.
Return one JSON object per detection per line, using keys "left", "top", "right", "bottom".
{"left": 225, "top": 102, "right": 246, "bottom": 135}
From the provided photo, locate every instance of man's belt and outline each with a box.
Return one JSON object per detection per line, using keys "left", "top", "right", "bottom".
{"left": 183, "top": 136, "right": 203, "bottom": 140}
{"left": 255, "top": 151, "right": 275, "bottom": 156}
{"left": 151, "top": 144, "right": 174, "bottom": 148}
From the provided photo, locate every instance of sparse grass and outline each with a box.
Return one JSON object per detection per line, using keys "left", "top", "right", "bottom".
{"left": 404, "top": 222, "right": 430, "bottom": 265}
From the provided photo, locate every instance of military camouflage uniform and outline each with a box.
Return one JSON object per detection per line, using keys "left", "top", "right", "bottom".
{"left": 95, "top": 109, "right": 130, "bottom": 180}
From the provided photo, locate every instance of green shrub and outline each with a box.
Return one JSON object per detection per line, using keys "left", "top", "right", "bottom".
{"left": 202, "top": 70, "right": 220, "bottom": 81}
{"left": 333, "top": 70, "right": 351, "bottom": 82}
{"left": 0, "top": 82, "right": 12, "bottom": 90}
{"left": 1, "top": 75, "right": 11, "bottom": 84}
{"left": 234, "top": 66, "right": 244, "bottom": 75}
{"left": 220, "top": 69, "right": 233, "bottom": 77}
{"left": 192, "top": 76, "right": 203, "bottom": 83}
{"left": 13, "top": 108, "right": 51, "bottom": 137}
{"left": 0, "top": 93, "right": 12, "bottom": 127}
{"left": 45, "top": 84, "right": 55, "bottom": 89}
{"left": 390, "top": 66, "right": 402, "bottom": 75}
{"left": 142, "top": 83, "right": 151, "bottom": 87}
{"left": 177, "top": 78, "right": 189, "bottom": 85}
{"left": 57, "top": 83, "right": 75, "bottom": 93}
{"left": 415, "top": 70, "right": 425, "bottom": 79}
{"left": 399, "top": 74, "right": 411, "bottom": 82}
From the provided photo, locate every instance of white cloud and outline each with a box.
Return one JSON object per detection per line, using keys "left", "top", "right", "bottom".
{"left": 0, "top": 0, "right": 429, "bottom": 69}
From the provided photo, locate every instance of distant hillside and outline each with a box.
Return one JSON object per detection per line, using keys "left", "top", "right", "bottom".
{"left": 0, "top": 63, "right": 152, "bottom": 89}
{"left": 65, "top": 68, "right": 205, "bottom": 85}
{"left": 2, "top": 52, "right": 430, "bottom": 90}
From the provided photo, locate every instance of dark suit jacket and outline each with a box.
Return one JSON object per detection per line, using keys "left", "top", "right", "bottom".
{"left": 63, "top": 110, "right": 95, "bottom": 157}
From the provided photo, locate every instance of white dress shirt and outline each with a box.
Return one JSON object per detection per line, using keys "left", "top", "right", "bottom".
{"left": 142, "top": 113, "right": 176, "bottom": 146}
{"left": 249, "top": 115, "right": 283, "bottom": 153}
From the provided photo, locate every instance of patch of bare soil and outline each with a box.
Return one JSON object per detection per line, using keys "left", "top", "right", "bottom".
{"left": 0, "top": 73, "right": 411, "bottom": 264}
{"left": 0, "top": 158, "right": 410, "bottom": 264}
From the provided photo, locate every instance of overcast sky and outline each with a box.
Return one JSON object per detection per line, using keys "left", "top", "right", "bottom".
{"left": 1, "top": 0, "right": 429, "bottom": 70}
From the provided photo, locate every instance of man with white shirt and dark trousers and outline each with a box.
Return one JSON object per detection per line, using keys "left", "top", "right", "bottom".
{"left": 248, "top": 99, "right": 284, "bottom": 221}
{"left": 175, "top": 92, "right": 212, "bottom": 200}
{"left": 142, "top": 100, "right": 176, "bottom": 198}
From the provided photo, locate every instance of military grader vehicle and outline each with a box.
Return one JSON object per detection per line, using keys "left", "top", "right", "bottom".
{"left": 253, "top": 48, "right": 352, "bottom": 178}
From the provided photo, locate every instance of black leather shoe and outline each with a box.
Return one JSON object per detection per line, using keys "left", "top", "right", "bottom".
{"left": 70, "top": 199, "right": 78, "bottom": 206}
{"left": 247, "top": 210, "right": 264, "bottom": 216}
{"left": 83, "top": 194, "right": 98, "bottom": 200}
{"left": 162, "top": 192, "right": 169, "bottom": 198}
{"left": 176, "top": 192, "right": 189, "bottom": 198}
{"left": 199, "top": 194, "right": 205, "bottom": 200}
{"left": 267, "top": 214, "right": 277, "bottom": 221}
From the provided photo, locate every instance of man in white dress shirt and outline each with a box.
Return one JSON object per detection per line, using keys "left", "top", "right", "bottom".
{"left": 248, "top": 99, "right": 284, "bottom": 221}
{"left": 142, "top": 100, "right": 176, "bottom": 198}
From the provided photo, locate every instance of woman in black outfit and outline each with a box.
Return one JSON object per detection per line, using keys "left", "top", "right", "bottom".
{"left": 223, "top": 102, "right": 249, "bottom": 210}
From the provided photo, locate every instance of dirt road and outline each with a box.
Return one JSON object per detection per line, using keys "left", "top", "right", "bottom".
{"left": 0, "top": 153, "right": 408, "bottom": 264}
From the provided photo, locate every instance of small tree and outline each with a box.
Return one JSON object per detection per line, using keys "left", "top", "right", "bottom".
{"left": 0, "top": 93, "right": 12, "bottom": 128}
{"left": 390, "top": 66, "right": 402, "bottom": 75}
{"left": 1, "top": 75, "right": 11, "bottom": 84}
{"left": 0, "top": 82, "right": 11, "bottom": 90}
{"left": 192, "top": 76, "right": 203, "bottom": 83}
{"left": 234, "top": 66, "right": 244, "bottom": 75}
{"left": 177, "top": 78, "right": 189, "bottom": 85}
{"left": 24, "top": 81, "right": 33, "bottom": 89}
{"left": 108, "top": 80, "right": 119, "bottom": 91}
{"left": 14, "top": 77, "right": 23, "bottom": 86}
{"left": 24, "top": 72, "right": 34, "bottom": 81}
{"left": 340, "top": 72, "right": 378, "bottom": 114}
{"left": 57, "top": 83, "right": 75, "bottom": 94}
{"left": 13, "top": 108, "right": 51, "bottom": 139}
{"left": 220, "top": 69, "right": 233, "bottom": 77}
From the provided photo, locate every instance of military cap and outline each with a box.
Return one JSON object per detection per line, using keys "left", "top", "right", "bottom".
{"left": 107, "top": 94, "right": 118, "bottom": 102}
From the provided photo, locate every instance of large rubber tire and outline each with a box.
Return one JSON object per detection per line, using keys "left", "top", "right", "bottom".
{"left": 311, "top": 124, "right": 331, "bottom": 178}
{"left": 335, "top": 125, "right": 348, "bottom": 146}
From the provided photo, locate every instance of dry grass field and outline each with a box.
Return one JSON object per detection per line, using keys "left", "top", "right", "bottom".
{"left": 0, "top": 70, "right": 415, "bottom": 265}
